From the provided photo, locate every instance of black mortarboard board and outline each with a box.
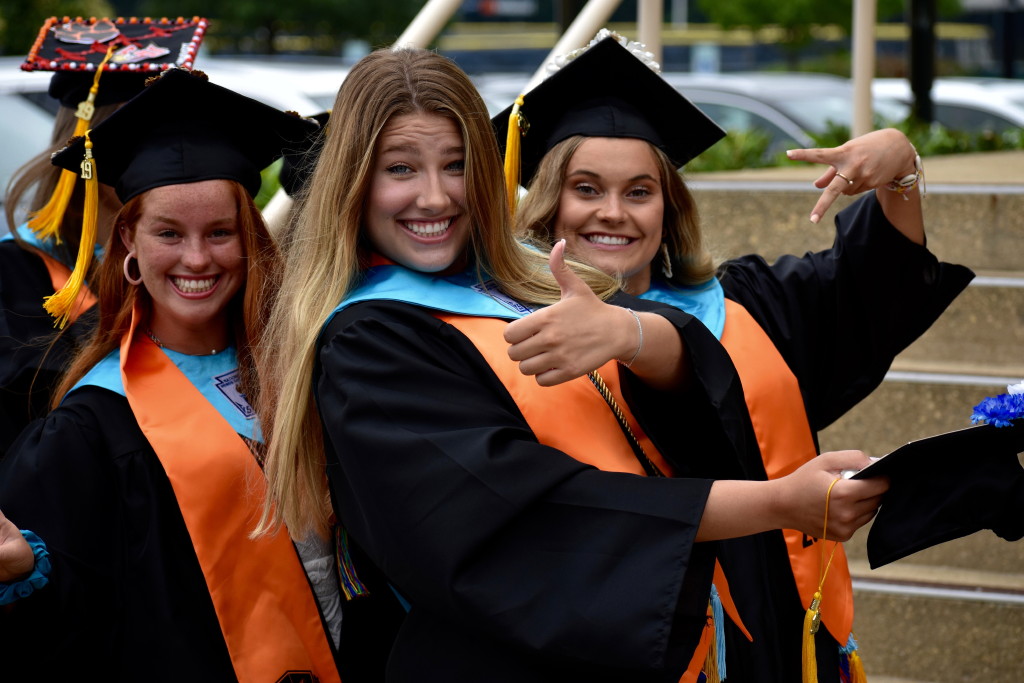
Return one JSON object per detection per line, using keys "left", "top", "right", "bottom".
{"left": 493, "top": 35, "right": 726, "bottom": 185}
{"left": 51, "top": 68, "right": 318, "bottom": 203}
{"left": 853, "top": 419, "right": 1024, "bottom": 568}
{"left": 23, "top": 16, "right": 207, "bottom": 109}
{"left": 279, "top": 111, "right": 330, "bottom": 198}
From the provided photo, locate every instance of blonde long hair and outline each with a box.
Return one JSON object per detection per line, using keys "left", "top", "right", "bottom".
{"left": 257, "top": 47, "right": 618, "bottom": 539}
{"left": 516, "top": 135, "right": 717, "bottom": 287}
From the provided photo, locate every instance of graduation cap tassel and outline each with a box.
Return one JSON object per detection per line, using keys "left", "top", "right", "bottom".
{"left": 802, "top": 591, "right": 822, "bottom": 683}
{"left": 44, "top": 131, "right": 98, "bottom": 328}
{"left": 334, "top": 525, "right": 370, "bottom": 601}
{"left": 503, "top": 94, "right": 525, "bottom": 217}
{"left": 711, "top": 583, "right": 727, "bottom": 680}
{"left": 28, "top": 43, "right": 116, "bottom": 242}
{"left": 839, "top": 633, "right": 868, "bottom": 683}
{"left": 803, "top": 477, "right": 844, "bottom": 683}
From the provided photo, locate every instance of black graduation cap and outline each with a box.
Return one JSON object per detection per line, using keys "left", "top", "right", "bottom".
{"left": 23, "top": 16, "right": 207, "bottom": 110}
{"left": 51, "top": 67, "right": 318, "bottom": 202}
{"left": 278, "top": 111, "right": 330, "bottom": 198}
{"left": 41, "top": 67, "right": 317, "bottom": 328}
{"left": 853, "top": 419, "right": 1024, "bottom": 568}
{"left": 493, "top": 34, "right": 726, "bottom": 186}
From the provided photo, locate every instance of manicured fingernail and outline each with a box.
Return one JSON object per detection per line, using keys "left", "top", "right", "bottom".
{"left": 810, "top": 213, "right": 820, "bottom": 224}
{"left": 786, "top": 150, "right": 794, "bottom": 158}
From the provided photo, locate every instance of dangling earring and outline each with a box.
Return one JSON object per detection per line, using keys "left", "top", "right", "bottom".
{"left": 660, "top": 243, "right": 674, "bottom": 279}
{"left": 123, "top": 252, "right": 143, "bottom": 286}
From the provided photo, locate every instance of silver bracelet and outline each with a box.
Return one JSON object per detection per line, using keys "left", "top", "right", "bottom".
{"left": 620, "top": 308, "right": 643, "bottom": 369}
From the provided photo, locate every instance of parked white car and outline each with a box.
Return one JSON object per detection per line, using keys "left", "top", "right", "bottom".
{"left": 872, "top": 77, "right": 1024, "bottom": 134}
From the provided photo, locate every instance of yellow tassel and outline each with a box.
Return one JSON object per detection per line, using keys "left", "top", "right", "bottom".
{"left": 849, "top": 647, "right": 867, "bottom": 683}
{"left": 802, "top": 591, "right": 821, "bottom": 683}
{"left": 44, "top": 132, "right": 98, "bottom": 329}
{"left": 28, "top": 44, "right": 114, "bottom": 242}
{"left": 503, "top": 94, "right": 526, "bottom": 217}
{"left": 702, "top": 629, "right": 720, "bottom": 683}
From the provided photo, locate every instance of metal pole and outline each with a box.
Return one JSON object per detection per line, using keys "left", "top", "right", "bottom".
{"left": 909, "top": 0, "right": 936, "bottom": 122}
{"left": 638, "top": 0, "right": 663, "bottom": 65}
{"left": 392, "top": 0, "right": 465, "bottom": 49}
{"left": 526, "top": 0, "right": 623, "bottom": 92}
{"left": 851, "top": 0, "right": 876, "bottom": 138}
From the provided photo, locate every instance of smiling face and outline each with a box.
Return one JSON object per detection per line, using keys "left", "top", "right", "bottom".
{"left": 553, "top": 137, "right": 664, "bottom": 294}
{"left": 363, "top": 112, "right": 471, "bottom": 274}
{"left": 122, "top": 179, "right": 244, "bottom": 353}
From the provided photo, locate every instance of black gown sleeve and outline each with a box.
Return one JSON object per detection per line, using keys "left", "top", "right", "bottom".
{"left": 315, "top": 300, "right": 735, "bottom": 679}
{"left": 0, "top": 242, "right": 96, "bottom": 457}
{"left": 0, "top": 388, "right": 235, "bottom": 681}
{"left": 718, "top": 192, "right": 974, "bottom": 431}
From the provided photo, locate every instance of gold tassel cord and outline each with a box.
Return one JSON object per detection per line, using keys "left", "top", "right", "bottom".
{"left": 28, "top": 44, "right": 116, "bottom": 241}
{"left": 44, "top": 132, "right": 97, "bottom": 328}
{"left": 503, "top": 94, "right": 526, "bottom": 217}
{"left": 802, "top": 477, "right": 843, "bottom": 683}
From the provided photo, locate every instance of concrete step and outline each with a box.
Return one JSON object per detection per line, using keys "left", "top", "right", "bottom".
{"left": 896, "top": 274, "right": 1024, "bottom": 375}
{"left": 689, "top": 186, "right": 1024, "bottom": 272}
{"left": 817, "top": 374, "right": 1018, "bottom": 459}
{"left": 851, "top": 581, "right": 1023, "bottom": 683}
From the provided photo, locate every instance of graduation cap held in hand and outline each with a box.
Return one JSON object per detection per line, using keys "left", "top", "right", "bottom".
{"left": 853, "top": 419, "right": 1024, "bottom": 568}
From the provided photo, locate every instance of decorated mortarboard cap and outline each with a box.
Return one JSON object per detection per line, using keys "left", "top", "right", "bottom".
{"left": 21, "top": 16, "right": 208, "bottom": 248}
{"left": 24, "top": 16, "right": 207, "bottom": 109}
{"left": 853, "top": 416, "right": 1024, "bottom": 568}
{"left": 42, "top": 68, "right": 316, "bottom": 328}
{"left": 52, "top": 68, "right": 318, "bottom": 203}
{"left": 494, "top": 32, "right": 726, "bottom": 192}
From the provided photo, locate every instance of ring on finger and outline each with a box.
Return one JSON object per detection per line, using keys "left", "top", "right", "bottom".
{"left": 835, "top": 171, "right": 854, "bottom": 185}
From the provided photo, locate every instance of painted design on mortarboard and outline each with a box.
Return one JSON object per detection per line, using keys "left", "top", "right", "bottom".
{"left": 23, "top": 16, "right": 206, "bottom": 74}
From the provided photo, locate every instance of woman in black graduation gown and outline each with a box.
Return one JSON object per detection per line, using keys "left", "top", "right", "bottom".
{"left": 0, "top": 69, "right": 351, "bottom": 682}
{"left": 0, "top": 17, "right": 208, "bottom": 456}
{"left": 503, "top": 33, "right": 974, "bottom": 682}
{"left": 255, "top": 46, "right": 888, "bottom": 682}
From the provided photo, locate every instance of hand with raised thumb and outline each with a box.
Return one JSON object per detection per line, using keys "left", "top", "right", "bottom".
{"left": 505, "top": 240, "right": 635, "bottom": 386}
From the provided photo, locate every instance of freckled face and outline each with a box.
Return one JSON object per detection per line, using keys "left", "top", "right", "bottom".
{"left": 553, "top": 137, "right": 664, "bottom": 294}
{"left": 364, "top": 112, "right": 470, "bottom": 274}
{"left": 123, "top": 179, "right": 244, "bottom": 345}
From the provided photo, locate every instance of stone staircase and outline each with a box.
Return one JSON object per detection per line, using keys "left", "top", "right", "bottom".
{"left": 688, "top": 152, "right": 1024, "bottom": 683}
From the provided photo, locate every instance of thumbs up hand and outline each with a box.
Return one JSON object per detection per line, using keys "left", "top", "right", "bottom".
{"left": 504, "top": 240, "right": 639, "bottom": 386}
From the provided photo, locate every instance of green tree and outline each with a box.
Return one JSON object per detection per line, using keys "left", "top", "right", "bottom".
{"left": 695, "top": 0, "right": 960, "bottom": 70}
{"left": 136, "top": 0, "right": 425, "bottom": 55}
{"left": 0, "top": 0, "right": 115, "bottom": 55}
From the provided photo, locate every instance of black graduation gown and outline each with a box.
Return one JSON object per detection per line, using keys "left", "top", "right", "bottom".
{"left": 0, "top": 240, "right": 95, "bottom": 457}
{"left": 710, "top": 193, "right": 975, "bottom": 682}
{"left": 315, "top": 292, "right": 765, "bottom": 682}
{"left": 0, "top": 382, "right": 400, "bottom": 682}
{"left": 0, "top": 387, "right": 237, "bottom": 681}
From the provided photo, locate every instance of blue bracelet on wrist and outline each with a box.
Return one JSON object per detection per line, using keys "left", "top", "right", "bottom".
{"left": 0, "top": 530, "right": 51, "bottom": 605}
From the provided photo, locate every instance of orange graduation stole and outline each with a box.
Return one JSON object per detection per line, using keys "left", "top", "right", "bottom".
{"left": 120, "top": 304, "right": 340, "bottom": 683}
{"left": 719, "top": 299, "right": 854, "bottom": 646}
{"left": 437, "top": 313, "right": 750, "bottom": 681}
{"left": 31, "top": 247, "right": 97, "bottom": 326}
